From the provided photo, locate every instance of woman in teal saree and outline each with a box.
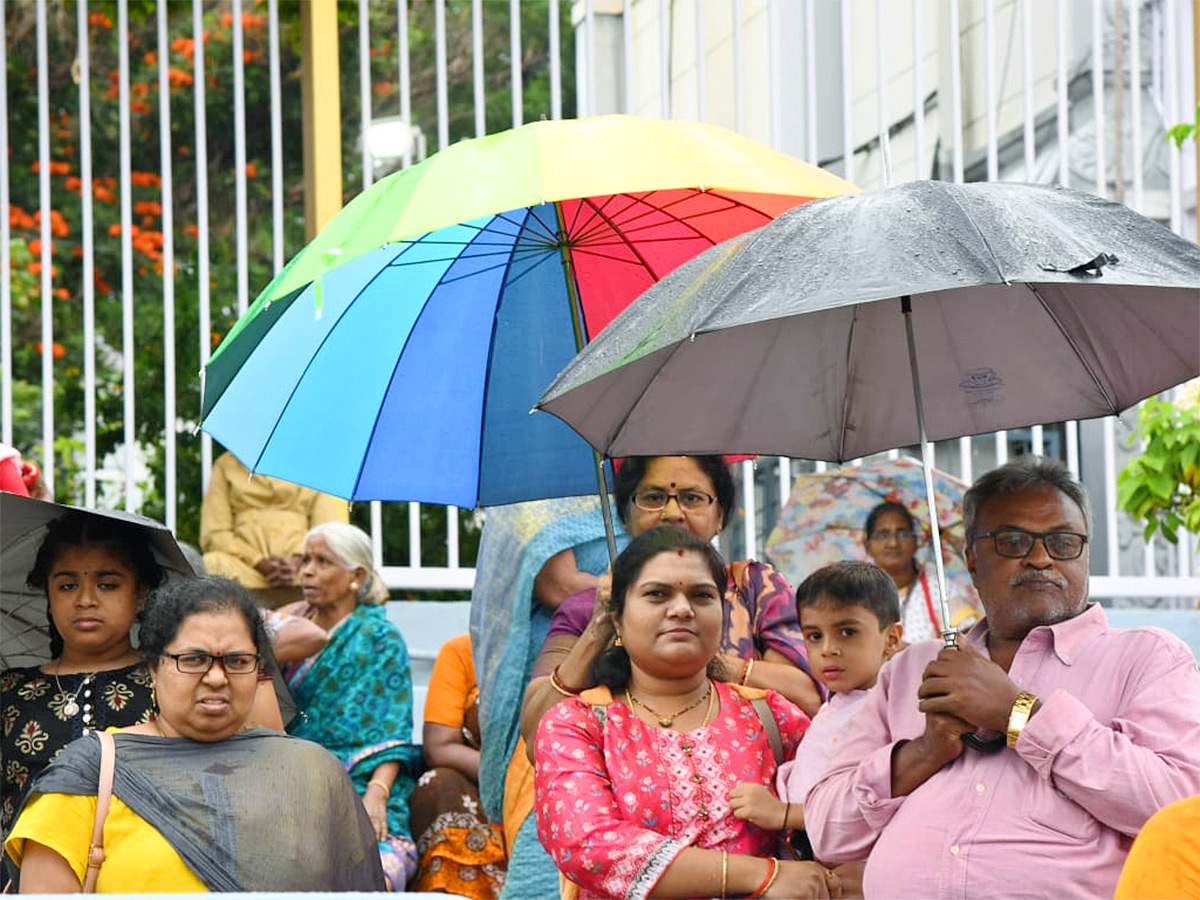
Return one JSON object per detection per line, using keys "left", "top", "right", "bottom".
{"left": 284, "top": 522, "right": 421, "bottom": 891}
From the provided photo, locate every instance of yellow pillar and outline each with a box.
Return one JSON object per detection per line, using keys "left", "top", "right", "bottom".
{"left": 301, "top": 0, "right": 343, "bottom": 239}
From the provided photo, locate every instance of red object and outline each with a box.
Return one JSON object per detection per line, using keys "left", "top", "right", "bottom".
{"left": 0, "top": 457, "right": 31, "bottom": 496}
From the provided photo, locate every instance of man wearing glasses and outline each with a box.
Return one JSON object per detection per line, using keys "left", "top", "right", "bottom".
{"left": 806, "top": 456, "right": 1200, "bottom": 900}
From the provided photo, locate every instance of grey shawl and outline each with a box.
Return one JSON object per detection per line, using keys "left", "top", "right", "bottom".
{"left": 24, "top": 729, "right": 384, "bottom": 891}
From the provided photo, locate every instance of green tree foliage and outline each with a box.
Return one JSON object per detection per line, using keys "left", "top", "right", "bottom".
{"left": 6, "top": 0, "right": 575, "bottom": 593}
{"left": 1116, "top": 394, "right": 1200, "bottom": 548}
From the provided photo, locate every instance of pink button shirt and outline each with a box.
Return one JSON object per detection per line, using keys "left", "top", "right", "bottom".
{"left": 777, "top": 689, "right": 869, "bottom": 804}
{"left": 805, "top": 604, "right": 1200, "bottom": 899}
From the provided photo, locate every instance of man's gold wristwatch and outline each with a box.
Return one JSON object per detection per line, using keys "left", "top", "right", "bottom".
{"left": 1006, "top": 691, "right": 1039, "bottom": 748}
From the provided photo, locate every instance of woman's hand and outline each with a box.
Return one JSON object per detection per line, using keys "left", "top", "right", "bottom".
{"left": 768, "top": 860, "right": 838, "bottom": 899}
{"left": 362, "top": 783, "right": 390, "bottom": 841}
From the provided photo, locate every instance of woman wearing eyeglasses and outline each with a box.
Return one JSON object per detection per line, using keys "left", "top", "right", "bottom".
{"left": 499, "top": 456, "right": 822, "bottom": 900}
{"left": 281, "top": 521, "right": 421, "bottom": 891}
{"left": 862, "top": 501, "right": 979, "bottom": 643}
{"left": 4, "top": 576, "right": 384, "bottom": 891}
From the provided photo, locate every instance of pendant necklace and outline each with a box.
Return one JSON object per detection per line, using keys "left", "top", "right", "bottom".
{"left": 53, "top": 665, "right": 96, "bottom": 723}
{"left": 626, "top": 680, "right": 712, "bottom": 728}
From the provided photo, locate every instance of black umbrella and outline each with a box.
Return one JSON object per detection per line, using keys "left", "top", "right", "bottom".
{"left": 1, "top": 493, "right": 196, "bottom": 668}
{"left": 538, "top": 180, "right": 1200, "bottom": 658}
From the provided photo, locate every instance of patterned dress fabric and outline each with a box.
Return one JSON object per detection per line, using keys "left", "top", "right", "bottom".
{"left": 534, "top": 682, "right": 809, "bottom": 900}
{"left": 284, "top": 604, "right": 421, "bottom": 890}
{"left": 0, "top": 662, "right": 153, "bottom": 834}
{"left": 409, "top": 634, "right": 506, "bottom": 898}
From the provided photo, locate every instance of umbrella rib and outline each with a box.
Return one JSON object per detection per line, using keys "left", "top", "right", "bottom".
{"left": 1026, "top": 284, "right": 1120, "bottom": 411}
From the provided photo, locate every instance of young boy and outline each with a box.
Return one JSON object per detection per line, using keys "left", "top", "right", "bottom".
{"left": 730, "top": 560, "right": 902, "bottom": 839}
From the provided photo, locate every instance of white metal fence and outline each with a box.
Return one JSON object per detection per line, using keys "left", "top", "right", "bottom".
{"left": 2, "top": 0, "right": 1197, "bottom": 602}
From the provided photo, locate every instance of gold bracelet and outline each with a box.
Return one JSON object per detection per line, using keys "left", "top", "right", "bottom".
{"left": 548, "top": 666, "right": 580, "bottom": 697}
{"left": 367, "top": 778, "right": 391, "bottom": 795}
{"left": 741, "top": 658, "right": 755, "bottom": 686}
{"left": 1007, "top": 691, "right": 1038, "bottom": 748}
{"left": 720, "top": 850, "right": 728, "bottom": 900}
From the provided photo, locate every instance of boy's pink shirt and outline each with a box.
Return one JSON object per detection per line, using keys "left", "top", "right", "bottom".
{"left": 776, "top": 688, "right": 870, "bottom": 804}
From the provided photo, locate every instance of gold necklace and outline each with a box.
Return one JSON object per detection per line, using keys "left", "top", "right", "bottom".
{"left": 626, "top": 680, "right": 712, "bottom": 728}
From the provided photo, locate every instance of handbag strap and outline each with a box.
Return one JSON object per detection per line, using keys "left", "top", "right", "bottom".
{"left": 750, "top": 696, "right": 784, "bottom": 767}
{"left": 82, "top": 731, "right": 116, "bottom": 893}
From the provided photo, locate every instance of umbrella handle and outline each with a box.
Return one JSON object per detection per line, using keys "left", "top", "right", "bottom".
{"left": 942, "top": 629, "right": 1006, "bottom": 753}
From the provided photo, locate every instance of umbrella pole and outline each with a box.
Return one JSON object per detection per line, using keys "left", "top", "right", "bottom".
{"left": 901, "top": 296, "right": 955, "bottom": 649}
{"left": 556, "top": 207, "right": 620, "bottom": 565}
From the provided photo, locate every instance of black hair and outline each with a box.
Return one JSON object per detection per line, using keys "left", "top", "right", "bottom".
{"left": 27, "top": 511, "right": 166, "bottom": 658}
{"left": 614, "top": 456, "right": 736, "bottom": 530}
{"left": 795, "top": 561, "right": 901, "bottom": 628}
{"left": 590, "top": 526, "right": 727, "bottom": 692}
{"left": 864, "top": 501, "right": 917, "bottom": 539}
{"left": 139, "top": 576, "right": 272, "bottom": 674}
{"left": 964, "top": 455, "right": 1092, "bottom": 539}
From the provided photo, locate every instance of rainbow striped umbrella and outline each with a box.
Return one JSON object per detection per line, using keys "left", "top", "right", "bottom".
{"left": 200, "top": 115, "right": 855, "bottom": 507}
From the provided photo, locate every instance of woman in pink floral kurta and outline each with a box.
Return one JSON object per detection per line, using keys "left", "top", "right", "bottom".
{"left": 534, "top": 528, "right": 835, "bottom": 900}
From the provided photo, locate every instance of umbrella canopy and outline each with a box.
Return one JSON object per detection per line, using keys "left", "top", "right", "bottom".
{"left": 764, "top": 456, "right": 980, "bottom": 631}
{"left": 537, "top": 180, "right": 1200, "bottom": 461}
{"left": 200, "top": 114, "right": 855, "bottom": 508}
{"left": 1, "top": 494, "right": 196, "bottom": 668}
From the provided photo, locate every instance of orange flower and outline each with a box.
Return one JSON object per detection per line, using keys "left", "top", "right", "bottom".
{"left": 105, "top": 84, "right": 120, "bottom": 100}
{"left": 244, "top": 162, "right": 257, "bottom": 178}
{"left": 30, "top": 160, "right": 71, "bottom": 175}
{"left": 221, "top": 12, "right": 233, "bottom": 26}
{"left": 141, "top": 215, "right": 156, "bottom": 228}
{"left": 9, "top": 206, "right": 35, "bottom": 230}
{"left": 73, "top": 246, "right": 84, "bottom": 258}
{"left": 212, "top": 331, "right": 222, "bottom": 348}
{"left": 64, "top": 176, "right": 83, "bottom": 192}
{"left": 36, "top": 342, "right": 68, "bottom": 359}
{"left": 56, "top": 128, "right": 73, "bottom": 139}
{"left": 374, "top": 82, "right": 393, "bottom": 96}
{"left": 183, "top": 223, "right": 199, "bottom": 239}
{"left": 168, "top": 68, "right": 193, "bottom": 87}
{"left": 130, "top": 101, "right": 150, "bottom": 115}
{"left": 28, "top": 262, "right": 58, "bottom": 278}
{"left": 28, "top": 238, "right": 46, "bottom": 255}
{"left": 130, "top": 171, "right": 162, "bottom": 188}
{"left": 94, "top": 185, "right": 116, "bottom": 204}
{"left": 131, "top": 82, "right": 150, "bottom": 97}
{"left": 171, "top": 36, "right": 195, "bottom": 57}
{"left": 108, "top": 223, "right": 122, "bottom": 237}
{"left": 144, "top": 51, "right": 158, "bottom": 66}
{"left": 178, "top": 145, "right": 190, "bottom": 156}
{"left": 54, "top": 287, "right": 70, "bottom": 300}
{"left": 89, "top": 12, "right": 112, "bottom": 28}
{"left": 242, "top": 12, "right": 265, "bottom": 28}
{"left": 134, "top": 201, "right": 162, "bottom": 217}
{"left": 243, "top": 49, "right": 261, "bottom": 64}
{"left": 49, "top": 210, "right": 69, "bottom": 238}
{"left": 107, "top": 70, "right": 120, "bottom": 83}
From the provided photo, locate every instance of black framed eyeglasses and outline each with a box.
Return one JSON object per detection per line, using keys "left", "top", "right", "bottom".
{"left": 632, "top": 488, "right": 717, "bottom": 512}
{"left": 970, "top": 528, "right": 1088, "bottom": 560}
{"left": 162, "top": 651, "right": 261, "bottom": 675}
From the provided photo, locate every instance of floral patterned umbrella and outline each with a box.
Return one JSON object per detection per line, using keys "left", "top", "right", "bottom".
{"left": 765, "top": 455, "right": 980, "bottom": 634}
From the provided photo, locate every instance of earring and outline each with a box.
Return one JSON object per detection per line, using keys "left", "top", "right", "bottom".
{"left": 350, "top": 581, "right": 359, "bottom": 591}
{"left": 150, "top": 683, "right": 159, "bottom": 714}
{"left": 613, "top": 633, "right": 623, "bottom": 647}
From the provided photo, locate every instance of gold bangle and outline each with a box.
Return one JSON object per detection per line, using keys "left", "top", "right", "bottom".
{"left": 367, "top": 778, "right": 391, "bottom": 795}
{"left": 1007, "top": 691, "right": 1038, "bottom": 748}
{"left": 548, "top": 666, "right": 580, "bottom": 697}
{"left": 720, "top": 850, "right": 728, "bottom": 900}
{"left": 741, "top": 657, "right": 755, "bottom": 686}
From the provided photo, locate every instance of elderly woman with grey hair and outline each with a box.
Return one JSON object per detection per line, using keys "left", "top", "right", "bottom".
{"left": 281, "top": 522, "right": 421, "bottom": 891}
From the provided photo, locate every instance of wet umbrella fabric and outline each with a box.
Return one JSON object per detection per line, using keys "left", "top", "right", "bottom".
{"left": 199, "top": 115, "right": 855, "bottom": 508}
{"left": 537, "top": 180, "right": 1200, "bottom": 462}
{"left": 1, "top": 493, "right": 196, "bottom": 668}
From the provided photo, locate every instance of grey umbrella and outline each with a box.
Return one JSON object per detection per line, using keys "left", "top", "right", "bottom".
{"left": 537, "top": 180, "right": 1200, "bottom": 656}
{"left": 1, "top": 493, "right": 197, "bottom": 668}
